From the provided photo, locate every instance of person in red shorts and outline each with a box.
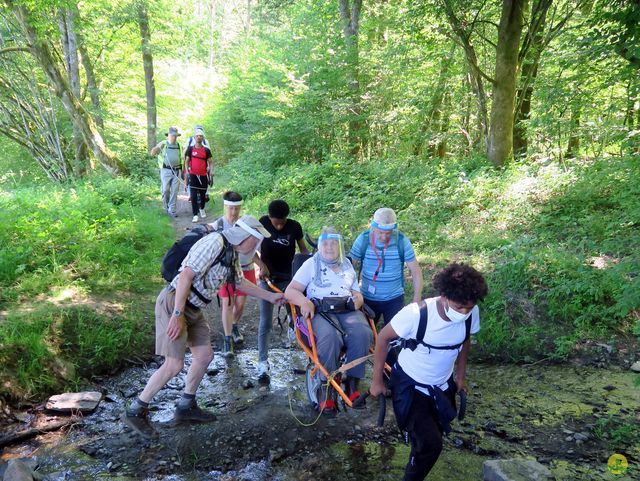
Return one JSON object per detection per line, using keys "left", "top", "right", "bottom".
{"left": 210, "top": 191, "right": 269, "bottom": 357}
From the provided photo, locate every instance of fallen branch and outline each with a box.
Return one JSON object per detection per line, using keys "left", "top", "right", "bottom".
{"left": 0, "top": 417, "right": 81, "bottom": 448}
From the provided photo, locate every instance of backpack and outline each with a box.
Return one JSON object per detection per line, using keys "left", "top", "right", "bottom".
{"left": 160, "top": 225, "right": 236, "bottom": 304}
{"left": 401, "top": 300, "right": 472, "bottom": 352}
{"left": 157, "top": 141, "right": 182, "bottom": 169}
{"left": 355, "top": 229, "right": 406, "bottom": 283}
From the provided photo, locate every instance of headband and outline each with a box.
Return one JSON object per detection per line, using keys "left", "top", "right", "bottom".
{"left": 319, "top": 233, "right": 342, "bottom": 242}
{"left": 224, "top": 200, "right": 243, "bottom": 206}
{"left": 235, "top": 219, "right": 264, "bottom": 241}
{"left": 371, "top": 220, "right": 397, "bottom": 231}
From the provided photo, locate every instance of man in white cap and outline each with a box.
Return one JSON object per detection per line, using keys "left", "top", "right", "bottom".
{"left": 184, "top": 127, "right": 212, "bottom": 222}
{"left": 150, "top": 126, "right": 182, "bottom": 217}
{"left": 123, "top": 215, "right": 284, "bottom": 438}
{"left": 349, "top": 208, "right": 423, "bottom": 328}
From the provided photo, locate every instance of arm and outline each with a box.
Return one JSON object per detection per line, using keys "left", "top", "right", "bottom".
{"left": 184, "top": 149, "right": 191, "bottom": 179}
{"left": 296, "top": 237, "right": 310, "bottom": 255}
{"left": 238, "top": 277, "right": 283, "bottom": 304}
{"left": 206, "top": 148, "right": 212, "bottom": 174}
{"left": 253, "top": 252, "right": 270, "bottom": 280}
{"left": 370, "top": 323, "right": 399, "bottom": 397}
{"left": 166, "top": 267, "right": 196, "bottom": 340}
{"left": 150, "top": 141, "right": 164, "bottom": 157}
{"left": 351, "top": 289, "right": 363, "bottom": 310}
{"left": 285, "top": 280, "right": 315, "bottom": 319}
{"left": 454, "top": 338, "right": 471, "bottom": 393}
{"left": 406, "top": 259, "right": 423, "bottom": 303}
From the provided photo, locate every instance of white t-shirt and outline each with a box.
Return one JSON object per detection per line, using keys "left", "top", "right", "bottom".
{"left": 390, "top": 297, "right": 480, "bottom": 394}
{"left": 292, "top": 257, "right": 360, "bottom": 300}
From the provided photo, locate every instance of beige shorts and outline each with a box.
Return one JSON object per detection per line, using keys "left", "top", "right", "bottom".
{"left": 155, "top": 286, "right": 211, "bottom": 358}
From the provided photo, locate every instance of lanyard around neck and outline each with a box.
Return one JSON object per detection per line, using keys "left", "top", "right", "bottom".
{"left": 370, "top": 230, "right": 391, "bottom": 283}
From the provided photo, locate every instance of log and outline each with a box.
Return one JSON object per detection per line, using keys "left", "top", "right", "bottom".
{"left": 0, "top": 417, "right": 80, "bottom": 448}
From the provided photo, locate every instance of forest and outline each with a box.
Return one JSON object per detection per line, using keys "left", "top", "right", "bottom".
{"left": 0, "top": 0, "right": 638, "bottom": 480}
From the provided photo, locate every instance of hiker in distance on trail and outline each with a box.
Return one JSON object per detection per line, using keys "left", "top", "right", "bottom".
{"left": 123, "top": 215, "right": 285, "bottom": 438}
{"left": 150, "top": 126, "right": 183, "bottom": 218}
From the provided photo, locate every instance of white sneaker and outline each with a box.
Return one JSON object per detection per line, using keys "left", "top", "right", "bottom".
{"left": 199, "top": 209, "right": 206, "bottom": 219}
{"left": 192, "top": 215, "right": 199, "bottom": 223}
{"left": 257, "top": 361, "right": 270, "bottom": 381}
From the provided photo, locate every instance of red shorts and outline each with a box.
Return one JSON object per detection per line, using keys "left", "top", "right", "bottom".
{"left": 218, "top": 269, "right": 256, "bottom": 298}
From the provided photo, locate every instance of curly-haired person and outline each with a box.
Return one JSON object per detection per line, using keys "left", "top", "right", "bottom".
{"left": 369, "top": 263, "right": 488, "bottom": 481}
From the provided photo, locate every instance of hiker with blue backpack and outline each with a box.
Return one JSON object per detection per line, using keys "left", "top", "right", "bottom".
{"left": 349, "top": 208, "right": 423, "bottom": 327}
{"left": 368, "top": 263, "right": 488, "bottom": 481}
{"left": 150, "top": 126, "right": 183, "bottom": 218}
{"left": 123, "top": 215, "right": 284, "bottom": 438}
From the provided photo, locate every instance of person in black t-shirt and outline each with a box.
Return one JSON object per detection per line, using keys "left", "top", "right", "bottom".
{"left": 256, "top": 200, "right": 309, "bottom": 383}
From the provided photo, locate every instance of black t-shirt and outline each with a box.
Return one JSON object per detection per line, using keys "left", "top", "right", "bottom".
{"left": 259, "top": 215, "right": 303, "bottom": 281}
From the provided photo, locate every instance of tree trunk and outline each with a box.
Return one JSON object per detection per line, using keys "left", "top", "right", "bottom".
{"left": 10, "top": 1, "right": 126, "bottom": 175}
{"left": 487, "top": 0, "right": 528, "bottom": 167}
{"left": 137, "top": 1, "right": 157, "bottom": 153}
{"left": 513, "top": 0, "right": 551, "bottom": 157}
{"left": 59, "top": 8, "right": 90, "bottom": 171}
{"left": 338, "top": 0, "right": 365, "bottom": 158}
{"left": 566, "top": 107, "right": 580, "bottom": 158}
{"left": 442, "top": 1, "right": 489, "bottom": 149}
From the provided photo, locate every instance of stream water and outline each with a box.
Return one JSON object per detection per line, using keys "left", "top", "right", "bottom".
{"left": 1, "top": 344, "right": 638, "bottom": 481}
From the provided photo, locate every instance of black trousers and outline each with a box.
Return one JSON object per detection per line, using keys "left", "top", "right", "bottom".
{"left": 403, "top": 388, "right": 455, "bottom": 481}
{"left": 189, "top": 174, "right": 208, "bottom": 215}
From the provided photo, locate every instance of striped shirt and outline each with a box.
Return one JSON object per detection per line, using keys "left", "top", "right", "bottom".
{"left": 170, "top": 232, "right": 243, "bottom": 309}
{"left": 349, "top": 231, "right": 416, "bottom": 301}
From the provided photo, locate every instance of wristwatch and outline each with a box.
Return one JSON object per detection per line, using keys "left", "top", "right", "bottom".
{"left": 174, "top": 308, "right": 183, "bottom": 316}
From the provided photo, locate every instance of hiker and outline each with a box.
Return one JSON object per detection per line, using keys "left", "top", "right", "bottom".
{"left": 123, "top": 215, "right": 285, "bottom": 438}
{"left": 349, "top": 207, "right": 423, "bottom": 327}
{"left": 183, "top": 124, "right": 211, "bottom": 199}
{"left": 150, "top": 126, "right": 183, "bottom": 217}
{"left": 210, "top": 191, "right": 267, "bottom": 357}
{"left": 369, "top": 263, "right": 488, "bottom": 481}
{"left": 285, "top": 227, "right": 372, "bottom": 415}
{"left": 256, "top": 199, "right": 309, "bottom": 383}
{"left": 184, "top": 127, "right": 212, "bottom": 223}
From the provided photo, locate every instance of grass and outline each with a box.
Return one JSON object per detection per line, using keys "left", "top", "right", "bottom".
{"left": 0, "top": 174, "right": 173, "bottom": 401}
{"left": 219, "top": 153, "right": 640, "bottom": 361}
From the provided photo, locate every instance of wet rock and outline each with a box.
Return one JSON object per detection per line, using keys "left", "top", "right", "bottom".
{"left": 242, "top": 379, "right": 255, "bottom": 389}
{"left": 3, "top": 459, "right": 41, "bottom": 481}
{"left": 573, "top": 432, "right": 589, "bottom": 442}
{"left": 207, "top": 368, "right": 220, "bottom": 376}
{"left": 483, "top": 459, "right": 553, "bottom": 481}
{"left": 630, "top": 361, "right": 640, "bottom": 373}
{"left": 46, "top": 392, "right": 102, "bottom": 414}
{"left": 122, "top": 389, "right": 138, "bottom": 399}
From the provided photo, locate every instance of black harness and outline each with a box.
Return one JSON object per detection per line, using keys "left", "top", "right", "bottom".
{"left": 401, "top": 299, "right": 471, "bottom": 352}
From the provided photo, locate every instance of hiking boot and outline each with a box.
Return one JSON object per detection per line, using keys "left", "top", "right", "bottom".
{"left": 223, "top": 335, "right": 235, "bottom": 359}
{"left": 317, "top": 386, "right": 337, "bottom": 417}
{"left": 122, "top": 407, "right": 157, "bottom": 439}
{"left": 199, "top": 209, "right": 206, "bottom": 219}
{"left": 232, "top": 324, "right": 244, "bottom": 344}
{"left": 192, "top": 215, "right": 199, "bottom": 223}
{"left": 173, "top": 405, "right": 216, "bottom": 424}
{"left": 257, "top": 360, "right": 270, "bottom": 384}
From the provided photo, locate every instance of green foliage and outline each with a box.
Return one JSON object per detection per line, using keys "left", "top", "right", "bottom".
{"left": 593, "top": 413, "right": 640, "bottom": 451}
{"left": 221, "top": 154, "right": 640, "bottom": 361}
{"left": 0, "top": 176, "right": 171, "bottom": 400}
{"left": 0, "top": 176, "right": 171, "bottom": 305}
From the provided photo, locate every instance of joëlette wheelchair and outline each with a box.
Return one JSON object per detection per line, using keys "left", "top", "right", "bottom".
{"left": 266, "top": 233, "right": 390, "bottom": 422}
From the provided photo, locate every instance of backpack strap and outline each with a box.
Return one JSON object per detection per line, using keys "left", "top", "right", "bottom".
{"left": 416, "top": 299, "right": 428, "bottom": 343}
{"left": 356, "top": 230, "right": 370, "bottom": 281}
{"left": 402, "top": 300, "right": 471, "bottom": 352}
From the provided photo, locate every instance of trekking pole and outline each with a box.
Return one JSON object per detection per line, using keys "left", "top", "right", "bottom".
{"left": 457, "top": 389, "right": 467, "bottom": 421}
